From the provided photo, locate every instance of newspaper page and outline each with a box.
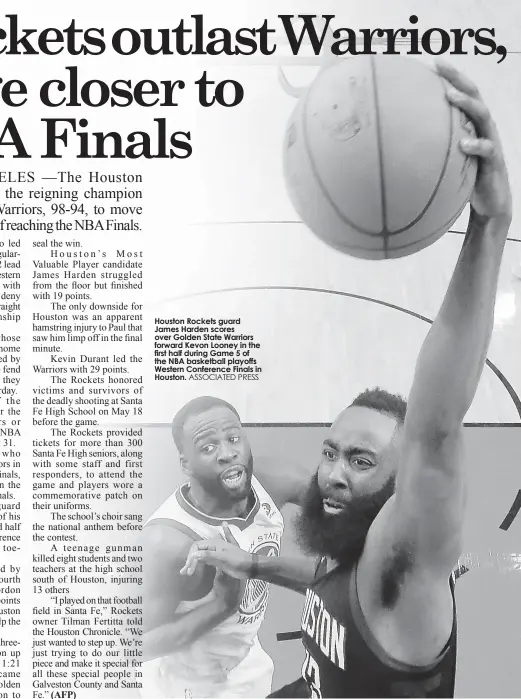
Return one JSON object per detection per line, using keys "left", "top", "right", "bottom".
{"left": 1, "top": 1, "right": 520, "bottom": 698}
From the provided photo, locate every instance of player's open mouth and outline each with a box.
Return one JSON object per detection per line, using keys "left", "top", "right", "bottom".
{"left": 221, "top": 466, "right": 246, "bottom": 489}
{"left": 323, "top": 498, "right": 346, "bottom": 515}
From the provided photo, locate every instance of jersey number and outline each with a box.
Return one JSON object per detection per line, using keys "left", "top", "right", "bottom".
{"left": 302, "top": 650, "right": 322, "bottom": 698}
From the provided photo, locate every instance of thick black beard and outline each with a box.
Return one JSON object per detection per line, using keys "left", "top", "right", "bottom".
{"left": 295, "top": 472, "right": 395, "bottom": 567}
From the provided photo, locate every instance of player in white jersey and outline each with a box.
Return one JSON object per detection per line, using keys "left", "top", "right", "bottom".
{"left": 141, "top": 396, "right": 307, "bottom": 698}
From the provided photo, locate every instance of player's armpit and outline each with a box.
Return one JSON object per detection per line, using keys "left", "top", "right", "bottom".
{"left": 390, "top": 428, "right": 466, "bottom": 575}
{"left": 358, "top": 428, "right": 465, "bottom": 621}
{"left": 358, "top": 454, "right": 461, "bottom": 666}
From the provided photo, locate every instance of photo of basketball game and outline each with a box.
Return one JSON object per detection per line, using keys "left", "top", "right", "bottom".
{"left": 141, "top": 4, "right": 520, "bottom": 698}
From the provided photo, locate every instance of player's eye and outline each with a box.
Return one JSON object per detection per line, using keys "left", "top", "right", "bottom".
{"left": 351, "top": 457, "right": 373, "bottom": 469}
{"left": 201, "top": 444, "right": 216, "bottom": 454}
{"left": 229, "top": 436, "right": 240, "bottom": 444}
{"left": 322, "top": 449, "right": 337, "bottom": 461}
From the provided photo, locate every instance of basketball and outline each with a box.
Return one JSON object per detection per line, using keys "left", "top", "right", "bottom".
{"left": 283, "top": 56, "right": 477, "bottom": 260}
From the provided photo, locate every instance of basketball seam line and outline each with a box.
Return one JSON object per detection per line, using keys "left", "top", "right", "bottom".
{"left": 379, "top": 198, "right": 469, "bottom": 253}
{"left": 302, "top": 62, "right": 384, "bottom": 238}
{"left": 298, "top": 201, "right": 468, "bottom": 255}
{"left": 383, "top": 71, "right": 457, "bottom": 236}
{"left": 369, "top": 54, "right": 389, "bottom": 258}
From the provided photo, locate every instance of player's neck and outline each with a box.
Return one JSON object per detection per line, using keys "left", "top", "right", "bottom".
{"left": 187, "top": 481, "right": 251, "bottom": 519}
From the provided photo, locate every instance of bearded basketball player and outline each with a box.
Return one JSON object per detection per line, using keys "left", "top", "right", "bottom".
{"left": 142, "top": 396, "right": 308, "bottom": 698}
{"left": 180, "top": 63, "right": 512, "bottom": 698}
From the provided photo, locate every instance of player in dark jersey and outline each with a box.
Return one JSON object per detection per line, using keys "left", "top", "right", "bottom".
{"left": 180, "top": 62, "right": 512, "bottom": 698}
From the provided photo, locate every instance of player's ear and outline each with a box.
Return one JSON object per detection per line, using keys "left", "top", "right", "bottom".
{"left": 180, "top": 455, "right": 190, "bottom": 476}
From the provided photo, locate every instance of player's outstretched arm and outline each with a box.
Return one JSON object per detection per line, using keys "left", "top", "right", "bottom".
{"left": 384, "top": 63, "right": 512, "bottom": 577}
{"left": 142, "top": 524, "right": 242, "bottom": 662}
{"left": 181, "top": 522, "right": 316, "bottom": 594}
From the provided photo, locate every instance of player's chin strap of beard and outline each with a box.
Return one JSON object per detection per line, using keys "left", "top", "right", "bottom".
{"left": 275, "top": 552, "right": 521, "bottom": 643}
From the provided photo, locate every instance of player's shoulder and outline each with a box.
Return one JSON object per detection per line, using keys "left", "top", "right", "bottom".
{"left": 252, "top": 470, "right": 284, "bottom": 513}
{"left": 142, "top": 519, "right": 195, "bottom": 570}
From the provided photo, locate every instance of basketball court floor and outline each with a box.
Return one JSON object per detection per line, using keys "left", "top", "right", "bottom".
{"left": 143, "top": 2, "right": 520, "bottom": 695}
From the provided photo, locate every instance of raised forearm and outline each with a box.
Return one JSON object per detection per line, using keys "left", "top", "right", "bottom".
{"left": 407, "top": 211, "right": 511, "bottom": 436}
{"left": 143, "top": 598, "right": 231, "bottom": 661}
{"left": 255, "top": 555, "right": 316, "bottom": 594}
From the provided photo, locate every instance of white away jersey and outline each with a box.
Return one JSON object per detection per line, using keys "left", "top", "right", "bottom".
{"left": 145, "top": 475, "right": 283, "bottom": 684}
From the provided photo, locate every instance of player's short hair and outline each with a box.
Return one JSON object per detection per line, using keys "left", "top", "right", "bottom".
{"left": 171, "top": 396, "right": 241, "bottom": 452}
{"left": 350, "top": 387, "right": 407, "bottom": 425}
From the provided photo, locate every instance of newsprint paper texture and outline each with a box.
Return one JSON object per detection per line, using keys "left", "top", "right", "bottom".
{"left": 0, "top": 1, "right": 519, "bottom": 698}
